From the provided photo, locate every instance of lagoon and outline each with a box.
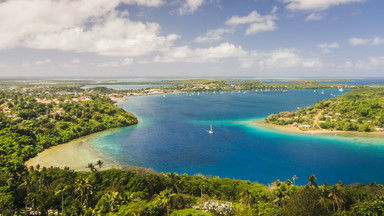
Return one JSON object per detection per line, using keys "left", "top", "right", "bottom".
{"left": 84, "top": 89, "right": 384, "bottom": 185}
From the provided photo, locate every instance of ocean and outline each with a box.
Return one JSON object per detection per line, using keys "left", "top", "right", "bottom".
{"left": 88, "top": 88, "right": 384, "bottom": 185}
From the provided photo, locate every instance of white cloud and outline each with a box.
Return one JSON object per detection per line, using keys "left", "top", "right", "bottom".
{"left": 317, "top": 42, "right": 339, "bottom": 49}
{"left": 178, "top": 0, "right": 204, "bottom": 15}
{"left": 372, "top": 37, "right": 384, "bottom": 45}
{"left": 317, "top": 42, "right": 339, "bottom": 53}
{"left": 97, "top": 58, "right": 134, "bottom": 67}
{"left": 34, "top": 59, "right": 52, "bottom": 65}
{"left": 339, "top": 57, "right": 384, "bottom": 70}
{"left": 122, "top": 0, "right": 165, "bottom": 7}
{"left": 282, "top": 0, "right": 365, "bottom": 11}
{"left": 0, "top": 0, "right": 178, "bottom": 56}
{"left": 154, "top": 43, "right": 247, "bottom": 63}
{"left": 355, "top": 57, "right": 384, "bottom": 70}
{"left": 305, "top": 13, "right": 324, "bottom": 21}
{"left": 194, "top": 28, "right": 233, "bottom": 43}
{"left": 349, "top": 37, "right": 384, "bottom": 46}
{"left": 225, "top": 9, "right": 277, "bottom": 35}
{"left": 245, "top": 20, "right": 276, "bottom": 35}
{"left": 241, "top": 48, "right": 322, "bottom": 69}
{"left": 349, "top": 37, "right": 371, "bottom": 46}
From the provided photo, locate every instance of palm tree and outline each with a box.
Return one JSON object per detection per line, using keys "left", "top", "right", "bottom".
{"left": 55, "top": 184, "right": 69, "bottom": 216}
{"left": 19, "top": 174, "right": 32, "bottom": 216}
{"left": 285, "top": 179, "right": 292, "bottom": 186}
{"left": 319, "top": 182, "right": 330, "bottom": 213}
{"left": 328, "top": 185, "right": 345, "bottom": 212}
{"left": 87, "top": 163, "right": 96, "bottom": 172}
{"left": 157, "top": 189, "right": 175, "bottom": 216}
{"left": 96, "top": 160, "right": 103, "bottom": 169}
{"left": 75, "top": 178, "right": 94, "bottom": 210}
{"left": 199, "top": 183, "right": 205, "bottom": 207}
{"left": 308, "top": 175, "right": 318, "bottom": 188}
{"left": 240, "top": 189, "right": 252, "bottom": 208}
{"left": 292, "top": 175, "right": 298, "bottom": 185}
{"left": 273, "top": 179, "right": 281, "bottom": 187}
{"left": 166, "top": 173, "right": 180, "bottom": 194}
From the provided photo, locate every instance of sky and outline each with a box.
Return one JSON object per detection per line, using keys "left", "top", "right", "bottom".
{"left": 0, "top": 0, "right": 383, "bottom": 78}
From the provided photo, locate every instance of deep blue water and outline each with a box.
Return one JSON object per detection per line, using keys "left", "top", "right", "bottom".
{"left": 87, "top": 89, "right": 384, "bottom": 185}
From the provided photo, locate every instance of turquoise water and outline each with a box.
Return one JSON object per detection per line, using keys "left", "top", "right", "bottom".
{"left": 90, "top": 89, "right": 384, "bottom": 185}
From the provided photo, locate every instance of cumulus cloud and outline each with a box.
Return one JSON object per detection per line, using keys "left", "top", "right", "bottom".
{"left": 240, "top": 48, "right": 322, "bottom": 69}
{"left": 317, "top": 42, "right": 339, "bottom": 49}
{"left": 317, "top": 42, "right": 339, "bottom": 53}
{"left": 305, "top": 12, "right": 324, "bottom": 21}
{"left": 225, "top": 8, "right": 277, "bottom": 35}
{"left": 178, "top": 0, "right": 205, "bottom": 15}
{"left": 372, "top": 37, "right": 384, "bottom": 45}
{"left": 340, "top": 56, "right": 384, "bottom": 70}
{"left": 349, "top": 37, "right": 384, "bottom": 46}
{"left": 154, "top": 43, "right": 247, "bottom": 63}
{"left": 0, "top": 0, "right": 177, "bottom": 56}
{"left": 282, "top": 0, "right": 365, "bottom": 11}
{"left": 123, "top": 0, "right": 165, "bottom": 7}
{"left": 194, "top": 28, "right": 233, "bottom": 43}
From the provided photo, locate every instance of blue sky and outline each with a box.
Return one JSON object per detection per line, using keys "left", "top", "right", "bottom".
{"left": 0, "top": 0, "right": 383, "bottom": 78}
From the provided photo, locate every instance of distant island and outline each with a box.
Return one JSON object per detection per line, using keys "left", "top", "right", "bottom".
{"left": 265, "top": 86, "right": 384, "bottom": 133}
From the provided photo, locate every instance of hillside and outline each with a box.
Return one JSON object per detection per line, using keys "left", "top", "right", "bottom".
{"left": 265, "top": 86, "right": 384, "bottom": 132}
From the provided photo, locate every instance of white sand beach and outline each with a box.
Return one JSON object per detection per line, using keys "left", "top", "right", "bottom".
{"left": 25, "top": 131, "right": 120, "bottom": 171}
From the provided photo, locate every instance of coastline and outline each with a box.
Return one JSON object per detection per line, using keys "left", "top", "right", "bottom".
{"left": 25, "top": 129, "right": 122, "bottom": 171}
{"left": 244, "top": 119, "right": 384, "bottom": 137}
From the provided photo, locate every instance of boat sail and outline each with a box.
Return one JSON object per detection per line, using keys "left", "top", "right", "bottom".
{"left": 208, "top": 124, "right": 213, "bottom": 134}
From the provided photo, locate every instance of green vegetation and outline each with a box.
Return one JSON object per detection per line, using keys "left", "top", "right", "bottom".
{"left": 1, "top": 166, "right": 384, "bottom": 215}
{"left": 0, "top": 85, "right": 137, "bottom": 190}
{"left": 266, "top": 86, "right": 384, "bottom": 132}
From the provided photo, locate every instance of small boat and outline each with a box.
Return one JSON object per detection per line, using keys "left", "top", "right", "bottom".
{"left": 208, "top": 124, "right": 213, "bottom": 134}
{"left": 321, "top": 91, "right": 324, "bottom": 94}
{"left": 339, "top": 88, "right": 344, "bottom": 92}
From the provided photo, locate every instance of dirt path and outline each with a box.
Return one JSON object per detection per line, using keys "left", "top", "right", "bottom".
{"left": 313, "top": 109, "right": 324, "bottom": 128}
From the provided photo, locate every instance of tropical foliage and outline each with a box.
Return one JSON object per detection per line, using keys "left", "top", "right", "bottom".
{"left": 266, "top": 86, "right": 384, "bottom": 132}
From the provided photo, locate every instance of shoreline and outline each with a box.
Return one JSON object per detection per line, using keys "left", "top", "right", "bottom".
{"left": 245, "top": 119, "right": 384, "bottom": 137}
{"left": 25, "top": 128, "right": 122, "bottom": 171}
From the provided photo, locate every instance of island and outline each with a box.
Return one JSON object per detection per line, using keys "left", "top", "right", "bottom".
{"left": 265, "top": 86, "right": 384, "bottom": 133}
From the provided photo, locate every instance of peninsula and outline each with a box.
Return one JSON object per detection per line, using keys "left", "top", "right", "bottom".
{"left": 265, "top": 86, "right": 384, "bottom": 133}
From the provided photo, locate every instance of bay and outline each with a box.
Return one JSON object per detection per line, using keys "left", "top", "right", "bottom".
{"left": 89, "top": 89, "right": 384, "bottom": 185}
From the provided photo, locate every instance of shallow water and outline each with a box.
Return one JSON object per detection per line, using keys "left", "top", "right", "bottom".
{"left": 89, "top": 89, "right": 384, "bottom": 185}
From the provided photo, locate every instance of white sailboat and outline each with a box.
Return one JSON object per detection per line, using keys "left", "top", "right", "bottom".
{"left": 208, "top": 124, "right": 213, "bottom": 134}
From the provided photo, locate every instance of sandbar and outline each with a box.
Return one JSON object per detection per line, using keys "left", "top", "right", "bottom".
{"left": 25, "top": 130, "right": 121, "bottom": 171}
{"left": 244, "top": 119, "right": 384, "bottom": 138}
